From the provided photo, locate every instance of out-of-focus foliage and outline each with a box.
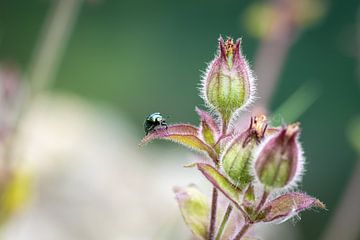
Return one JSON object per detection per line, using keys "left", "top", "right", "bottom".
{"left": 174, "top": 185, "right": 210, "bottom": 239}
{"left": 243, "top": 0, "right": 327, "bottom": 38}
{"left": 0, "top": 170, "right": 32, "bottom": 224}
{"left": 348, "top": 117, "right": 360, "bottom": 155}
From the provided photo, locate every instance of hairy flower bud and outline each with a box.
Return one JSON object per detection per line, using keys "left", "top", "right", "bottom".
{"left": 254, "top": 123, "right": 304, "bottom": 190}
{"left": 201, "top": 37, "right": 255, "bottom": 129}
{"left": 222, "top": 115, "right": 267, "bottom": 187}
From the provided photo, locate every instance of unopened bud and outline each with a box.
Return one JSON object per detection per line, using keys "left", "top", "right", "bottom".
{"left": 222, "top": 115, "right": 267, "bottom": 187}
{"left": 201, "top": 37, "right": 255, "bottom": 128}
{"left": 254, "top": 123, "right": 304, "bottom": 190}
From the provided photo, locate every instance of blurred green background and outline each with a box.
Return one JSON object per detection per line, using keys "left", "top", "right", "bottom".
{"left": 0, "top": 0, "right": 360, "bottom": 239}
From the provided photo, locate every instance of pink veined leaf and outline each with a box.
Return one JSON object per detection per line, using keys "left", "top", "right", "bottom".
{"left": 197, "top": 163, "right": 242, "bottom": 207}
{"left": 140, "top": 124, "right": 218, "bottom": 162}
{"left": 259, "top": 192, "right": 326, "bottom": 222}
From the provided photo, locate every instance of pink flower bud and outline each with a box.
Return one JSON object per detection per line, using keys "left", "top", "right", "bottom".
{"left": 254, "top": 123, "right": 304, "bottom": 190}
{"left": 201, "top": 37, "right": 255, "bottom": 129}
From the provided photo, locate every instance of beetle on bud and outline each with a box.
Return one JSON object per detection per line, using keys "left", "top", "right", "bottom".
{"left": 253, "top": 123, "right": 304, "bottom": 190}
{"left": 201, "top": 37, "right": 255, "bottom": 132}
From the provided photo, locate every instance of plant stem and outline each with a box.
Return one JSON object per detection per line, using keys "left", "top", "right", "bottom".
{"left": 233, "top": 223, "right": 250, "bottom": 240}
{"left": 28, "top": 0, "right": 84, "bottom": 94}
{"left": 213, "top": 133, "right": 232, "bottom": 149}
{"left": 3, "top": 0, "right": 83, "bottom": 166}
{"left": 215, "top": 204, "right": 233, "bottom": 240}
{"left": 222, "top": 120, "right": 228, "bottom": 136}
{"left": 255, "top": 190, "right": 269, "bottom": 213}
{"left": 209, "top": 187, "right": 218, "bottom": 240}
{"left": 232, "top": 189, "right": 269, "bottom": 240}
{"left": 208, "top": 116, "right": 229, "bottom": 240}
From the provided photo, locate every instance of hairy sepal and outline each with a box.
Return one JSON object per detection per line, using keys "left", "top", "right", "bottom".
{"left": 196, "top": 107, "right": 220, "bottom": 146}
{"left": 258, "top": 192, "right": 325, "bottom": 223}
{"left": 140, "top": 124, "right": 218, "bottom": 162}
{"left": 197, "top": 163, "right": 242, "bottom": 207}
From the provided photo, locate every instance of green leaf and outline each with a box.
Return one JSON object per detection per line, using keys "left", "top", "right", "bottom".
{"left": 140, "top": 124, "right": 218, "bottom": 162}
{"left": 348, "top": 116, "right": 360, "bottom": 155}
{"left": 174, "top": 185, "right": 210, "bottom": 240}
{"left": 197, "top": 163, "right": 242, "bottom": 206}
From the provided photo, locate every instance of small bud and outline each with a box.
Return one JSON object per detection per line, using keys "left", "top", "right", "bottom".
{"left": 201, "top": 37, "right": 255, "bottom": 129}
{"left": 254, "top": 123, "right": 304, "bottom": 190}
{"left": 222, "top": 115, "right": 268, "bottom": 187}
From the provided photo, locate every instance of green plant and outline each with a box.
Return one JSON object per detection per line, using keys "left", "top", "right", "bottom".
{"left": 140, "top": 37, "right": 325, "bottom": 240}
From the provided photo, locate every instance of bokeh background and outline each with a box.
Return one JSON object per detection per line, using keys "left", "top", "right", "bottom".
{"left": 0, "top": 0, "right": 359, "bottom": 239}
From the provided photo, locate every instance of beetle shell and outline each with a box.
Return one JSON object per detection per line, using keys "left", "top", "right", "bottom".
{"left": 144, "top": 112, "right": 168, "bottom": 135}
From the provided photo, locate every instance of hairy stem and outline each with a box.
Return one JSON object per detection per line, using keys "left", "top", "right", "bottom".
{"left": 213, "top": 133, "right": 232, "bottom": 149}
{"left": 232, "top": 189, "right": 269, "bottom": 240}
{"left": 233, "top": 223, "right": 251, "bottom": 240}
{"left": 209, "top": 187, "right": 218, "bottom": 240}
{"left": 222, "top": 120, "right": 228, "bottom": 136}
{"left": 255, "top": 190, "right": 269, "bottom": 213}
{"left": 208, "top": 116, "right": 230, "bottom": 240}
{"left": 215, "top": 204, "right": 233, "bottom": 240}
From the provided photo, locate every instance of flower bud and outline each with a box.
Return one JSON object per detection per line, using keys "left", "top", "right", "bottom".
{"left": 254, "top": 123, "right": 304, "bottom": 190}
{"left": 222, "top": 115, "right": 267, "bottom": 187}
{"left": 201, "top": 37, "right": 255, "bottom": 128}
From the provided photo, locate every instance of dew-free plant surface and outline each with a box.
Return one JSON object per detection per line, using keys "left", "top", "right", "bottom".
{"left": 140, "top": 37, "right": 325, "bottom": 240}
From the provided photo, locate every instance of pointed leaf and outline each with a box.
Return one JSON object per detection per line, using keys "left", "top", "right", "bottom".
{"left": 174, "top": 185, "right": 210, "bottom": 240}
{"left": 197, "top": 163, "right": 242, "bottom": 207}
{"left": 196, "top": 107, "right": 220, "bottom": 146}
{"left": 259, "top": 192, "right": 325, "bottom": 222}
{"left": 140, "top": 124, "right": 218, "bottom": 161}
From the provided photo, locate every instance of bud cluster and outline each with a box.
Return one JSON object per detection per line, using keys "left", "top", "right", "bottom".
{"left": 142, "top": 37, "right": 324, "bottom": 240}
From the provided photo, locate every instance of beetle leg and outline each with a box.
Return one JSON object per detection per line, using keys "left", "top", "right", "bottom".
{"left": 146, "top": 125, "right": 156, "bottom": 134}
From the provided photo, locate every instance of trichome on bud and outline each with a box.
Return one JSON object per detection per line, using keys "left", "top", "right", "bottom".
{"left": 254, "top": 123, "right": 304, "bottom": 190}
{"left": 201, "top": 37, "right": 255, "bottom": 131}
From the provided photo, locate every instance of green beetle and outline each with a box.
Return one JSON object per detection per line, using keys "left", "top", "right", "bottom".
{"left": 144, "top": 112, "right": 168, "bottom": 135}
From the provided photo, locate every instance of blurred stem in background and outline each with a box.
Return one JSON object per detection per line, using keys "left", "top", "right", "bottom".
{"left": 244, "top": 0, "right": 326, "bottom": 117}
{"left": 5, "top": 0, "right": 83, "bottom": 163}
{"left": 243, "top": 0, "right": 326, "bottom": 113}
{"left": 320, "top": 117, "right": 360, "bottom": 240}
{"left": 0, "top": 0, "right": 83, "bottom": 225}
{"left": 28, "top": 0, "right": 83, "bottom": 96}
{"left": 270, "top": 82, "right": 320, "bottom": 126}
{"left": 252, "top": 0, "right": 298, "bottom": 110}
{"left": 319, "top": 6, "right": 360, "bottom": 239}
